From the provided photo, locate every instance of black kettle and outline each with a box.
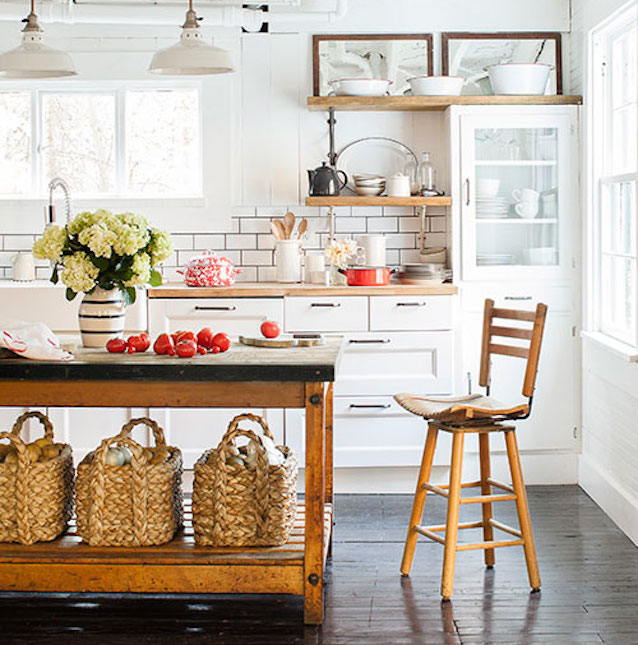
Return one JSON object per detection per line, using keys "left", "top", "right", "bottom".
{"left": 307, "top": 162, "right": 348, "bottom": 196}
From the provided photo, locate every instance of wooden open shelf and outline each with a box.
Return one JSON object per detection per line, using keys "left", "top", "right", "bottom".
{"left": 0, "top": 502, "right": 333, "bottom": 596}
{"left": 307, "top": 95, "right": 583, "bottom": 112}
{"left": 305, "top": 195, "right": 451, "bottom": 207}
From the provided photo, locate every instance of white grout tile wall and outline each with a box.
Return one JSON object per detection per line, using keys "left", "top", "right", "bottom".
{"left": 0, "top": 206, "right": 447, "bottom": 281}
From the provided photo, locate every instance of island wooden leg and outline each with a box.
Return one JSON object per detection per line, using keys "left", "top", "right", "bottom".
{"left": 304, "top": 381, "right": 326, "bottom": 625}
{"left": 325, "top": 383, "right": 334, "bottom": 558}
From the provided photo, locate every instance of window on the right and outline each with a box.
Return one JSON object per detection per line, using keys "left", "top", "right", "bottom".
{"left": 591, "top": 3, "right": 637, "bottom": 346}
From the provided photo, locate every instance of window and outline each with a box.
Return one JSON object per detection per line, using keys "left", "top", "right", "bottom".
{"left": 0, "top": 85, "right": 201, "bottom": 198}
{"left": 591, "top": 3, "right": 638, "bottom": 346}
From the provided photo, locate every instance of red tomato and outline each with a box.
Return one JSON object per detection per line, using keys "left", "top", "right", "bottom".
{"left": 212, "top": 345, "right": 221, "bottom": 354}
{"left": 128, "top": 335, "right": 149, "bottom": 353}
{"left": 153, "top": 333, "right": 175, "bottom": 356}
{"left": 212, "top": 332, "right": 231, "bottom": 352}
{"left": 197, "top": 345, "right": 208, "bottom": 355}
{"left": 171, "top": 330, "right": 196, "bottom": 344}
{"left": 260, "top": 320, "right": 281, "bottom": 339}
{"left": 176, "top": 339, "right": 198, "bottom": 358}
{"left": 139, "top": 333, "right": 151, "bottom": 351}
{"left": 197, "top": 327, "right": 215, "bottom": 349}
{"left": 106, "top": 338, "right": 127, "bottom": 353}
{"left": 127, "top": 345, "right": 136, "bottom": 354}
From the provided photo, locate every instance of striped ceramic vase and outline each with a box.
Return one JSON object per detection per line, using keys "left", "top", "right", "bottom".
{"left": 78, "top": 288, "right": 126, "bottom": 348}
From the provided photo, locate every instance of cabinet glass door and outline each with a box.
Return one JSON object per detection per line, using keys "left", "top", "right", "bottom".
{"left": 461, "top": 112, "right": 574, "bottom": 279}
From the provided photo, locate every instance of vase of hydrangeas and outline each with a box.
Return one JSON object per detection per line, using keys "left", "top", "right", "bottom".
{"left": 33, "top": 210, "right": 173, "bottom": 347}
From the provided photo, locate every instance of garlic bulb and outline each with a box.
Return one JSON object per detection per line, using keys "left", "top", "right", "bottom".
{"left": 105, "top": 447, "right": 125, "bottom": 466}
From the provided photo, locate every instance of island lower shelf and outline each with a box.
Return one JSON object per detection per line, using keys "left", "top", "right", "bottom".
{"left": 0, "top": 502, "right": 332, "bottom": 596}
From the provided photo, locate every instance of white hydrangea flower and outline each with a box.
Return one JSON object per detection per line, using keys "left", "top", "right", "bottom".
{"left": 68, "top": 209, "right": 113, "bottom": 236}
{"left": 111, "top": 220, "right": 150, "bottom": 256}
{"left": 78, "top": 223, "right": 116, "bottom": 259}
{"left": 148, "top": 228, "right": 173, "bottom": 264}
{"left": 124, "top": 252, "right": 151, "bottom": 287}
{"left": 61, "top": 252, "right": 100, "bottom": 294}
{"left": 33, "top": 225, "right": 67, "bottom": 261}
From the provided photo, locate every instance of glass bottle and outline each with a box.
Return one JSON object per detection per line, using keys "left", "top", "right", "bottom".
{"left": 418, "top": 151, "right": 437, "bottom": 195}
{"left": 403, "top": 151, "right": 419, "bottom": 195}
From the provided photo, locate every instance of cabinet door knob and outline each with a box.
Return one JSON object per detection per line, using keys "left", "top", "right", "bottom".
{"left": 194, "top": 305, "right": 237, "bottom": 311}
{"left": 310, "top": 302, "right": 341, "bottom": 308}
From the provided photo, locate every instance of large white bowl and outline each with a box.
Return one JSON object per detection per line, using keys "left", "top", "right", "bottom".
{"left": 407, "top": 75, "right": 464, "bottom": 96}
{"left": 328, "top": 78, "right": 393, "bottom": 97}
{"left": 487, "top": 63, "right": 553, "bottom": 95}
{"left": 355, "top": 185, "right": 385, "bottom": 196}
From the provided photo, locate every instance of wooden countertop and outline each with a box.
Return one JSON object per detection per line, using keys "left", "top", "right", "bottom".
{"left": 0, "top": 337, "right": 343, "bottom": 383}
{"left": 148, "top": 282, "right": 458, "bottom": 298}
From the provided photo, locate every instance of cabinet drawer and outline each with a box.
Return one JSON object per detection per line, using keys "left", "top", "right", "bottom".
{"left": 284, "top": 296, "right": 368, "bottom": 332}
{"left": 335, "top": 331, "right": 453, "bottom": 396}
{"left": 370, "top": 295, "right": 453, "bottom": 331}
{"left": 461, "top": 283, "right": 572, "bottom": 313}
{"left": 149, "top": 298, "right": 283, "bottom": 338}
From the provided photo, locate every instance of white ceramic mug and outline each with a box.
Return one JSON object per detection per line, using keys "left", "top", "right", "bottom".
{"left": 11, "top": 252, "right": 36, "bottom": 281}
{"left": 387, "top": 173, "right": 411, "bottom": 197}
{"left": 304, "top": 253, "right": 326, "bottom": 283}
{"left": 515, "top": 202, "right": 539, "bottom": 218}
{"left": 512, "top": 188, "right": 540, "bottom": 203}
{"left": 275, "top": 240, "right": 302, "bottom": 283}
{"left": 355, "top": 234, "right": 386, "bottom": 267}
{"left": 476, "top": 178, "right": 501, "bottom": 198}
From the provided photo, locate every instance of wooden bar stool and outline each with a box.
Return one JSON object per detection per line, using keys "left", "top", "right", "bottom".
{"left": 396, "top": 298, "right": 547, "bottom": 600}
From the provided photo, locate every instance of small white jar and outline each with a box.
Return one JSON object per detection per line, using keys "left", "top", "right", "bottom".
{"left": 275, "top": 240, "right": 303, "bottom": 283}
{"left": 387, "top": 173, "right": 411, "bottom": 197}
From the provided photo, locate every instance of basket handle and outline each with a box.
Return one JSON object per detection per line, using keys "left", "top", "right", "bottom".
{"left": 11, "top": 411, "right": 55, "bottom": 441}
{"left": 88, "top": 432, "right": 149, "bottom": 546}
{"left": 0, "top": 430, "right": 34, "bottom": 544}
{"left": 226, "top": 413, "right": 276, "bottom": 442}
{"left": 119, "top": 417, "right": 167, "bottom": 447}
{"left": 213, "top": 427, "right": 270, "bottom": 540}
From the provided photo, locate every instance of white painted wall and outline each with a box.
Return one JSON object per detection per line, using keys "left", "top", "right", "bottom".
{"left": 572, "top": 0, "right": 638, "bottom": 545}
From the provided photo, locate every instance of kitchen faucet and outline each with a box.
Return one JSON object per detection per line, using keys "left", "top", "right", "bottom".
{"left": 46, "top": 178, "right": 71, "bottom": 226}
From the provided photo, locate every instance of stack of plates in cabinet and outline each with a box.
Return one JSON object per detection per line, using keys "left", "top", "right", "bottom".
{"left": 476, "top": 197, "right": 510, "bottom": 219}
{"left": 476, "top": 253, "right": 516, "bottom": 266}
{"left": 397, "top": 263, "right": 451, "bottom": 285}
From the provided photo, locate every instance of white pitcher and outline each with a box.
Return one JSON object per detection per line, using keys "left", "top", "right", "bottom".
{"left": 11, "top": 252, "right": 36, "bottom": 281}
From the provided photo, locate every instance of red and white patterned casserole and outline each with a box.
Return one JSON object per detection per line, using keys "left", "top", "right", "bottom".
{"left": 180, "top": 251, "right": 239, "bottom": 287}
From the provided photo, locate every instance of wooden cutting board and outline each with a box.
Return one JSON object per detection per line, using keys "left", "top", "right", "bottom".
{"left": 238, "top": 335, "right": 325, "bottom": 348}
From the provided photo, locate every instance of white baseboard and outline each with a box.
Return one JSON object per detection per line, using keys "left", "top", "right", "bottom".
{"left": 579, "top": 454, "right": 638, "bottom": 547}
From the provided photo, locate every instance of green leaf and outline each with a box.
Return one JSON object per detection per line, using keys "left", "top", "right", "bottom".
{"left": 65, "top": 288, "right": 77, "bottom": 302}
{"left": 149, "top": 269, "right": 162, "bottom": 287}
{"left": 122, "top": 287, "right": 136, "bottom": 306}
{"left": 50, "top": 265, "right": 59, "bottom": 284}
{"left": 92, "top": 257, "right": 110, "bottom": 271}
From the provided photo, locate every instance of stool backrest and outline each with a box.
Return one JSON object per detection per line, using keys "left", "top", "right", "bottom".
{"left": 478, "top": 299, "right": 548, "bottom": 399}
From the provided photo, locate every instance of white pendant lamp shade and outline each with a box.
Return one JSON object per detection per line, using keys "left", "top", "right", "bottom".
{"left": 0, "top": 5, "right": 76, "bottom": 78}
{"left": 149, "top": 4, "right": 234, "bottom": 76}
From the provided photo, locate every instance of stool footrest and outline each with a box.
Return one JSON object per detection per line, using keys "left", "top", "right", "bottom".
{"left": 426, "top": 521, "right": 484, "bottom": 532}
{"left": 422, "top": 482, "right": 448, "bottom": 498}
{"left": 456, "top": 538, "right": 524, "bottom": 552}
{"left": 414, "top": 522, "right": 526, "bottom": 551}
{"left": 487, "top": 478, "right": 515, "bottom": 494}
{"left": 489, "top": 519, "right": 522, "bottom": 537}
{"left": 460, "top": 492, "right": 517, "bottom": 504}
{"left": 414, "top": 525, "right": 446, "bottom": 544}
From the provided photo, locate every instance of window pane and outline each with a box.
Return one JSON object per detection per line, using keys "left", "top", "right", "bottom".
{"left": 601, "top": 254, "right": 636, "bottom": 345}
{"left": 42, "top": 93, "right": 116, "bottom": 194}
{"left": 125, "top": 89, "right": 199, "bottom": 195}
{"left": 0, "top": 92, "right": 31, "bottom": 194}
{"left": 601, "top": 181, "right": 636, "bottom": 256}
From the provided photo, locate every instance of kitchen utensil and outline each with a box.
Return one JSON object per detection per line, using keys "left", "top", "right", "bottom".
{"left": 387, "top": 173, "right": 411, "bottom": 197}
{"left": 270, "top": 221, "right": 284, "bottom": 240}
{"left": 307, "top": 161, "right": 348, "bottom": 196}
{"left": 355, "top": 234, "right": 386, "bottom": 267}
{"left": 338, "top": 265, "right": 394, "bottom": 287}
{"left": 515, "top": 202, "right": 539, "bottom": 218}
{"left": 180, "top": 251, "right": 239, "bottom": 287}
{"left": 272, "top": 219, "right": 287, "bottom": 240}
{"left": 487, "top": 63, "right": 553, "bottom": 95}
{"left": 297, "top": 218, "right": 308, "bottom": 239}
{"left": 274, "top": 239, "right": 302, "bottom": 283}
{"left": 476, "top": 178, "right": 501, "bottom": 198}
{"left": 336, "top": 137, "right": 417, "bottom": 192}
{"left": 328, "top": 78, "right": 392, "bottom": 96}
{"left": 11, "top": 252, "right": 36, "bottom": 282}
{"left": 239, "top": 335, "right": 324, "bottom": 348}
{"left": 406, "top": 75, "right": 464, "bottom": 96}
{"left": 283, "top": 211, "right": 296, "bottom": 239}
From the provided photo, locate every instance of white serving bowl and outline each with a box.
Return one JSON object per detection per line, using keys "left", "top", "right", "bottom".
{"left": 487, "top": 63, "right": 553, "bottom": 95}
{"left": 353, "top": 173, "right": 385, "bottom": 181}
{"left": 355, "top": 185, "right": 385, "bottom": 196}
{"left": 407, "top": 75, "right": 464, "bottom": 96}
{"left": 328, "top": 78, "right": 393, "bottom": 97}
{"left": 354, "top": 178, "right": 386, "bottom": 187}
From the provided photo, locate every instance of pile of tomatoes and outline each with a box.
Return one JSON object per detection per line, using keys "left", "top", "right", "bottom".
{"left": 106, "top": 328, "right": 230, "bottom": 358}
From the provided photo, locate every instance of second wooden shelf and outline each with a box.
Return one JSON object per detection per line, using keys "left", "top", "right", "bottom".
{"left": 305, "top": 195, "right": 451, "bottom": 207}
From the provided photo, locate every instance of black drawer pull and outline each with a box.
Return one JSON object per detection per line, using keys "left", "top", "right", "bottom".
{"left": 396, "top": 302, "right": 426, "bottom": 307}
{"left": 310, "top": 302, "right": 341, "bottom": 308}
{"left": 504, "top": 296, "right": 532, "bottom": 301}
{"left": 194, "top": 305, "right": 237, "bottom": 311}
{"left": 348, "top": 339, "right": 390, "bottom": 344}
{"left": 349, "top": 404, "right": 391, "bottom": 410}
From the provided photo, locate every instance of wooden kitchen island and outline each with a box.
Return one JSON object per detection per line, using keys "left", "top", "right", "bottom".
{"left": 0, "top": 338, "right": 342, "bottom": 625}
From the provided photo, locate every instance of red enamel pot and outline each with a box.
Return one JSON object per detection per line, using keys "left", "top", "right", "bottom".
{"left": 338, "top": 266, "right": 394, "bottom": 286}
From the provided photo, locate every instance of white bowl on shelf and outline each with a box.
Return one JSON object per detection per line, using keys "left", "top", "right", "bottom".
{"left": 487, "top": 63, "right": 553, "bottom": 95}
{"left": 328, "top": 78, "right": 393, "bottom": 97}
{"left": 355, "top": 185, "right": 385, "bottom": 196}
{"left": 407, "top": 75, "right": 464, "bottom": 96}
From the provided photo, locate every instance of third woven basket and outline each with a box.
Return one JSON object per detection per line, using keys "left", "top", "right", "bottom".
{"left": 193, "top": 413, "right": 297, "bottom": 547}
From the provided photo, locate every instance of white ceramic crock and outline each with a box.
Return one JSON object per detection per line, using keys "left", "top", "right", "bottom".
{"left": 407, "top": 75, "right": 464, "bottom": 96}
{"left": 487, "top": 63, "right": 553, "bottom": 95}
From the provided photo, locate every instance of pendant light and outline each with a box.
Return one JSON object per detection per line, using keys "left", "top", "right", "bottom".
{"left": 0, "top": 0, "right": 76, "bottom": 78}
{"left": 149, "top": 0, "right": 234, "bottom": 76}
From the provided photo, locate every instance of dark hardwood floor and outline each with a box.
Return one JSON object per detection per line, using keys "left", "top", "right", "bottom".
{"left": 2, "top": 486, "right": 638, "bottom": 644}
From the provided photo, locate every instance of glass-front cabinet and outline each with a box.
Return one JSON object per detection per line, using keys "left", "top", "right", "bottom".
{"left": 458, "top": 109, "right": 576, "bottom": 280}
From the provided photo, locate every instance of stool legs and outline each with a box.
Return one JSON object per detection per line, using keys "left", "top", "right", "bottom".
{"left": 441, "top": 432, "right": 464, "bottom": 600}
{"left": 505, "top": 429, "right": 541, "bottom": 591}
{"left": 401, "top": 424, "right": 438, "bottom": 576}
{"left": 478, "top": 433, "right": 495, "bottom": 568}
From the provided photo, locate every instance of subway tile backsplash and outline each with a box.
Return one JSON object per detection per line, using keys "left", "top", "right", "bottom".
{"left": 0, "top": 206, "right": 447, "bottom": 281}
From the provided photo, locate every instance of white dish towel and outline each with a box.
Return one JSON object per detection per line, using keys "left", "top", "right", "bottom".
{"left": 0, "top": 319, "right": 74, "bottom": 361}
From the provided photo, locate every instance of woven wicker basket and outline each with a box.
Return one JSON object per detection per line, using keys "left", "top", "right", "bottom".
{"left": 76, "top": 417, "right": 183, "bottom": 547}
{"left": 0, "top": 411, "right": 74, "bottom": 545}
{"left": 193, "top": 413, "right": 298, "bottom": 547}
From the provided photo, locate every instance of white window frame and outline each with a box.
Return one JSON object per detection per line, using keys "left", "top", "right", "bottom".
{"left": 587, "top": 1, "right": 638, "bottom": 351}
{"left": 0, "top": 80, "right": 204, "bottom": 202}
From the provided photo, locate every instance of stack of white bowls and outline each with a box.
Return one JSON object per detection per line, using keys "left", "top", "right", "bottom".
{"left": 353, "top": 174, "right": 385, "bottom": 196}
